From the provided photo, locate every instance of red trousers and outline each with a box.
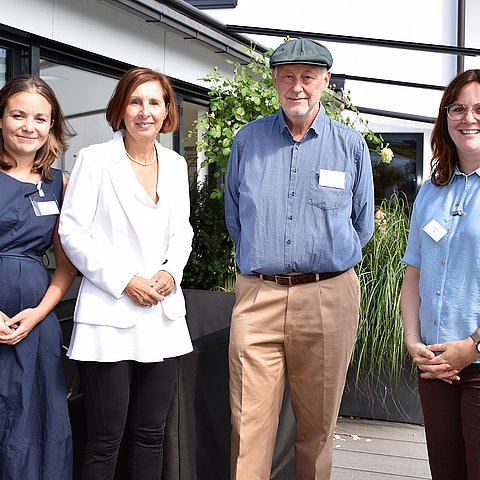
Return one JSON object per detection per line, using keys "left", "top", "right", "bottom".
{"left": 418, "top": 364, "right": 480, "bottom": 480}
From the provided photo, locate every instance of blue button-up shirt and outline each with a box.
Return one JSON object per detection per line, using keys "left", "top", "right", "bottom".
{"left": 224, "top": 106, "right": 374, "bottom": 275}
{"left": 402, "top": 169, "right": 480, "bottom": 352}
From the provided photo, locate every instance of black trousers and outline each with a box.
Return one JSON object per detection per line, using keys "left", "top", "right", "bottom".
{"left": 77, "top": 358, "right": 178, "bottom": 480}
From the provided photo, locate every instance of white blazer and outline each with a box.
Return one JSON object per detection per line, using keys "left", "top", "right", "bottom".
{"left": 59, "top": 131, "right": 193, "bottom": 328}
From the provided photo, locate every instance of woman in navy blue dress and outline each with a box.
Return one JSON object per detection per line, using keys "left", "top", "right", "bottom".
{"left": 0, "top": 75, "right": 76, "bottom": 479}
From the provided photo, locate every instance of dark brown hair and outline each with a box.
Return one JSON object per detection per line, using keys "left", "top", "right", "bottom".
{"left": 0, "top": 75, "right": 74, "bottom": 180}
{"left": 106, "top": 67, "right": 179, "bottom": 133}
{"left": 431, "top": 69, "right": 480, "bottom": 186}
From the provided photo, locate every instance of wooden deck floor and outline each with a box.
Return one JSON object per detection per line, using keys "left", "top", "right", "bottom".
{"left": 332, "top": 417, "right": 431, "bottom": 479}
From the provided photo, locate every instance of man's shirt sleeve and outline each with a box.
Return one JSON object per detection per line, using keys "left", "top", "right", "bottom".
{"left": 225, "top": 134, "right": 242, "bottom": 245}
{"left": 351, "top": 137, "right": 375, "bottom": 248}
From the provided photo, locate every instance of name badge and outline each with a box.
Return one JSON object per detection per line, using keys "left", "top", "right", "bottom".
{"left": 318, "top": 169, "right": 345, "bottom": 189}
{"left": 422, "top": 218, "right": 447, "bottom": 242}
{"left": 30, "top": 192, "right": 60, "bottom": 216}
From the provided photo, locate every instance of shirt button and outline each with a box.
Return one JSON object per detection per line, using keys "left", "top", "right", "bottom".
{"left": 286, "top": 239, "right": 291, "bottom": 245}
{"left": 441, "top": 260, "right": 446, "bottom": 265}
{"left": 291, "top": 191, "right": 295, "bottom": 196}
{"left": 292, "top": 168, "right": 297, "bottom": 173}
{"left": 456, "top": 201, "right": 460, "bottom": 206}
{"left": 288, "top": 215, "right": 293, "bottom": 220}
{"left": 433, "top": 320, "right": 439, "bottom": 325}
{"left": 435, "top": 290, "right": 441, "bottom": 295}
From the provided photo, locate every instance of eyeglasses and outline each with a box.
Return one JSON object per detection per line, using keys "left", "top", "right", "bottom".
{"left": 445, "top": 103, "right": 480, "bottom": 121}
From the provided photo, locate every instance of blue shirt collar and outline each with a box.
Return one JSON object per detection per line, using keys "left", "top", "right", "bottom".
{"left": 278, "top": 104, "right": 326, "bottom": 139}
{"left": 453, "top": 164, "right": 480, "bottom": 178}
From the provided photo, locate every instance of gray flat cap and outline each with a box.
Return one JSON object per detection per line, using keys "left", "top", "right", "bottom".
{"left": 269, "top": 38, "right": 333, "bottom": 70}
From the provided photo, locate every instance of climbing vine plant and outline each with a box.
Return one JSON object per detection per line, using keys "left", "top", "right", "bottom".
{"left": 188, "top": 46, "right": 393, "bottom": 199}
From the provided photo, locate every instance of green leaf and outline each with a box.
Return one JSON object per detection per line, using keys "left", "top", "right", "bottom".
{"left": 236, "top": 106, "right": 245, "bottom": 116}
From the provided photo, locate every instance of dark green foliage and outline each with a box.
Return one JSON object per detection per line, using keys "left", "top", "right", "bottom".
{"left": 182, "top": 180, "right": 236, "bottom": 291}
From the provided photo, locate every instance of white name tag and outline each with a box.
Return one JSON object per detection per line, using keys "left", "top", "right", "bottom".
{"left": 30, "top": 193, "right": 60, "bottom": 216}
{"left": 422, "top": 219, "right": 447, "bottom": 242}
{"left": 318, "top": 169, "right": 345, "bottom": 189}
{"left": 36, "top": 201, "right": 60, "bottom": 216}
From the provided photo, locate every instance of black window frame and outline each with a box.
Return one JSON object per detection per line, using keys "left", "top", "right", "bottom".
{"left": 183, "top": 0, "right": 237, "bottom": 9}
{"left": 369, "top": 132, "right": 424, "bottom": 204}
{"left": 0, "top": 24, "right": 210, "bottom": 155}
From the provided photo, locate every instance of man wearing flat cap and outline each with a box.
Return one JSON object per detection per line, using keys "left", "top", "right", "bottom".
{"left": 225, "top": 38, "right": 374, "bottom": 480}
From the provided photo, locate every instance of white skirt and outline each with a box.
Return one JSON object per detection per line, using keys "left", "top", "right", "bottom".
{"left": 67, "top": 305, "right": 193, "bottom": 362}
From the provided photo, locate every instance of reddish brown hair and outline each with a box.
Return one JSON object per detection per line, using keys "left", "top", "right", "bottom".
{"left": 431, "top": 69, "right": 480, "bottom": 186}
{"left": 106, "top": 67, "right": 179, "bottom": 133}
{"left": 0, "top": 75, "right": 74, "bottom": 180}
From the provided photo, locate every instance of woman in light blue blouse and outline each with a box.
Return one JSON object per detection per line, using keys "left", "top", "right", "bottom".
{"left": 401, "top": 69, "right": 480, "bottom": 480}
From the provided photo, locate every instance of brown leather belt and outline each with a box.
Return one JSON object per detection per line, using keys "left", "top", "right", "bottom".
{"left": 253, "top": 271, "right": 346, "bottom": 286}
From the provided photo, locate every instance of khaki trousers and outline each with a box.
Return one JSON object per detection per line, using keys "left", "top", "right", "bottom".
{"left": 229, "top": 269, "right": 360, "bottom": 480}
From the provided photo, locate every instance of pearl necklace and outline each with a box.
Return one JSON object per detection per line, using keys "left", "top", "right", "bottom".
{"left": 125, "top": 146, "right": 156, "bottom": 166}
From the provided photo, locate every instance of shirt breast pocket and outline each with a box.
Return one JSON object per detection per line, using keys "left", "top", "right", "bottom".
{"left": 308, "top": 171, "right": 346, "bottom": 210}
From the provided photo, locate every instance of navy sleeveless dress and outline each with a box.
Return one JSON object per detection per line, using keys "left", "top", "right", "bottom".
{"left": 0, "top": 169, "right": 72, "bottom": 480}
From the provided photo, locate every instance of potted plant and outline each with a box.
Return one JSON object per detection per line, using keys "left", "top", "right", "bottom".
{"left": 340, "top": 194, "right": 422, "bottom": 423}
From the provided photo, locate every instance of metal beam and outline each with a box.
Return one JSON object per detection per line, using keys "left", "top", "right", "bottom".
{"left": 225, "top": 24, "right": 480, "bottom": 57}
{"left": 355, "top": 106, "right": 436, "bottom": 124}
{"left": 457, "top": 0, "right": 466, "bottom": 72}
{"left": 333, "top": 73, "right": 445, "bottom": 91}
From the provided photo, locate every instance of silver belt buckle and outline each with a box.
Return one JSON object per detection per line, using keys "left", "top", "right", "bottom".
{"left": 274, "top": 275, "right": 292, "bottom": 286}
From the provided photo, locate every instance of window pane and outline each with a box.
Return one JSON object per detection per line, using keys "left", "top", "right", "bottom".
{"left": 369, "top": 134, "right": 422, "bottom": 204}
{"left": 40, "top": 60, "right": 119, "bottom": 173}
{"left": 182, "top": 100, "right": 208, "bottom": 184}
{"left": 40, "top": 60, "right": 183, "bottom": 174}
{"left": 0, "top": 49, "right": 7, "bottom": 87}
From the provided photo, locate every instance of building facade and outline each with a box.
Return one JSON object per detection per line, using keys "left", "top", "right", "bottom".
{"left": 1, "top": 0, "right": 259, "bottom": 182}
{"left": 1, "top": 0, "right": 479, "bottom": 200}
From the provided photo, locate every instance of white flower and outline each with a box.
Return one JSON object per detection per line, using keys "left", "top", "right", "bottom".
{"left": 379, "top": 147, "right": 394, "bottom": 164}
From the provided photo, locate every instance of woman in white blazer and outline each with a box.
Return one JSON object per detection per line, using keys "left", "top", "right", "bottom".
{"left": 59, "top": 67, "right": 193, "bottom": 480}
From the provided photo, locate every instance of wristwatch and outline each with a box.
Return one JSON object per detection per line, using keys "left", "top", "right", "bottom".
{"left": 470, "top": 331, "right": 480, "bottom": 353}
